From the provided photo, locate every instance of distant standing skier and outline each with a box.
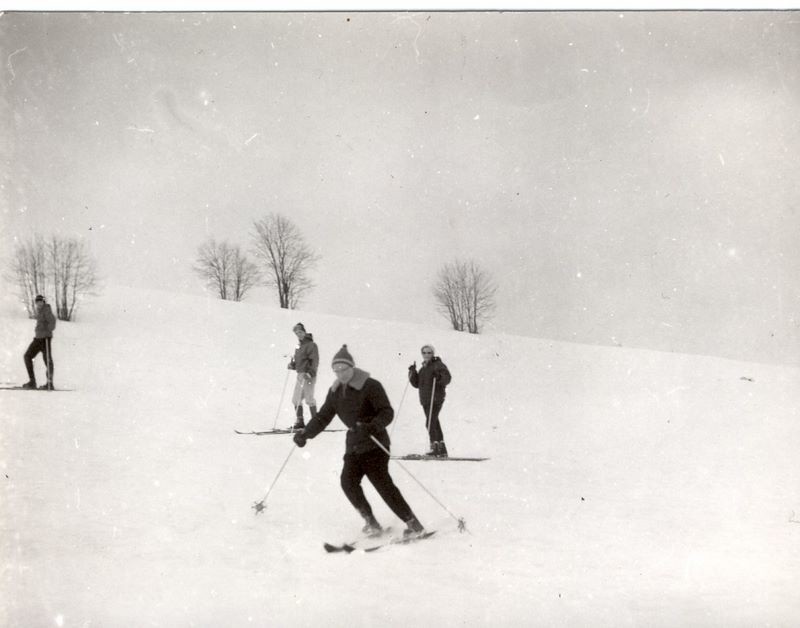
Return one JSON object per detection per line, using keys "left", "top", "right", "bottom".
{"left": 293, "top": 344, "right": 426, "bottom": 537}
{"left": 23, "top": 295, "right": 57, "bottom": 390}
{"left": 408, "top": 344, "right": 452, "bottom": 457}
{"left": 287, "top": 322, "right": 319, "bottom": 430}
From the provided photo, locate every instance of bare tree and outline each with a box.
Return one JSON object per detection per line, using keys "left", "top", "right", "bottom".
{"left": 6, "top": 234, "right": 98, "bottom": 320}
{"left": 251, "top": 213, "right": 319, "bottom": 309}
{"left": 5, "top": 235, "right": 49, "bottom": 316}
{"left": 193, "top": 238, "right": 260, "bottom": 301}
{"left": 433, "top": 259, "right": 497, "bottom": 334}
{"left": 229, "top": 245, "right": 261, "bottom": 302}
{"left": 48, "top": 236, "right": 99, "bottom": 320}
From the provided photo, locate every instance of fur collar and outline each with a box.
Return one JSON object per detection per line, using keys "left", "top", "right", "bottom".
{"left": 330, "top": 367, "right": 370, "bottom": 392}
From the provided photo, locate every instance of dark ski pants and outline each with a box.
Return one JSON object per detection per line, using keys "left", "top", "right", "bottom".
{"left": 341, "top": 448, "right": 416, "bottom": 524}
{"left": 24, "top": 337, "right": 54, "bottom": 384}
{"left": 424, "top": 399, "right": 445, "bottom": 443}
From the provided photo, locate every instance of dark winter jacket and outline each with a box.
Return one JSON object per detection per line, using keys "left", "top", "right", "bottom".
{"left": 303, "top": 368, "right": 393, "bottom": 455}
{"left": 289, "top": 334, "right": 319, "bottom": 378}
{"left": 409, "top": 357, "right": 451, "bottom": 407}
{"left": 34, "top": 303, "right": 57, "bottom": 339}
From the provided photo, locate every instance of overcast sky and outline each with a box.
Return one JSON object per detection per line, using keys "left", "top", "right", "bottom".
{"left": 2, "top": 10, "right": 799, "bottom": 364}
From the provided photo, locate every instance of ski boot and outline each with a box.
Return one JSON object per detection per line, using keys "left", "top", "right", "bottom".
{"left": 403, "top": 516, "right": 425, "bottom": 538}
{"left": 292, "top": 406, "right": 305, "bottom": 430}
{"left": 361, "top": 514, "right": 383, "bottom": 537}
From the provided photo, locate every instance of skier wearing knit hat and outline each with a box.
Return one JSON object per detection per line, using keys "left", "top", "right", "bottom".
{"left": 293, "top": 344, "right": 425, "bottom": 538}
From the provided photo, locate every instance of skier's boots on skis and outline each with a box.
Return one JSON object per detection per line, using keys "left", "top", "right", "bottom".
{"left": 292, "top": 406, "right": 305, "bottom": 430}
{"left": 361, "top": 513, "right": 383, "bottom": 537}
{"left": 403, "top": 516, "right": 425, "bottom": 538}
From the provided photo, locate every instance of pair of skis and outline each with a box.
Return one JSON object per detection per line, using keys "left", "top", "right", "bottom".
{"left": 234, "top": 428, "right": 345, "bottom": 435}
{"left": 235, "top": 429, "right": 488, "bottom": 462}
{"left": 393, "top": 454, "right": 488, "bottom": 462}
{"left": 324, "top": 530, "right": 436, "bottom": 554}
{"left": 0, "top": 385, "right": 72, "bottom": 392}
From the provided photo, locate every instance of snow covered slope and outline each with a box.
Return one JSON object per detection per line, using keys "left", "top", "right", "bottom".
{"left": 1, "top": 286, "right": 799, "bottom": 626}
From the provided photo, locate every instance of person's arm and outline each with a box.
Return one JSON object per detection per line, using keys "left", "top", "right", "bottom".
{"left": 363, "top": 380, "right": 394, "bottom": 433}
{"left": 408, "top": 362, "right": 419, "bottom": 388}
{"left": 434, "top": 362, "right": 452, "bottom": 387}
{"left": 308, "top": 343, "right": 319, "bottom": 378}
{"left": 46, "top": 307, "right": 56, "bottom": 333}
{"left": 302, "top": 387, "right": 336, "bottom": 439}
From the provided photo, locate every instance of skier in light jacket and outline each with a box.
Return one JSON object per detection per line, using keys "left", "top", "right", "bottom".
{"left": 287, "top": 322, "right": 319, "bottom": 429}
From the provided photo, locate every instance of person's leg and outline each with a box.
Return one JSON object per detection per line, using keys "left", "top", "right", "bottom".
{"left": 363, "top": 449, "right": 422, "bottom": 532}
{"left": 429, "top": 400, "right": 447, "bottom": 457}
{"left": 291, "top": 377, "right": 305, "bottom": 428}
{"left": 304, "top": 378, "right": 318, "bottom": 420}
{"left": 423, "top": 404, "right": 436, "bottom": 454}
{"left": 341, "top": 453, "right": 379, "bottom": 529}
{"left": 302, "top": 377, "right": 316, "bottom": 407}
{"left": 429, "top": 400, "right": 444, "bottom": 443}
{"left": 23, "top": 339, "right": 43, "bottom": 386}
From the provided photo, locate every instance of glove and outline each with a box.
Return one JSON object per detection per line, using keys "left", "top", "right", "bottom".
{"left": 287, "top": 361, "right": 296, "bottom": 370}
{"left": 408, "top": 361, "right": 417, "bottom": 371}
{"left": 293, "top": 430, "right": 307, "bottom": 448}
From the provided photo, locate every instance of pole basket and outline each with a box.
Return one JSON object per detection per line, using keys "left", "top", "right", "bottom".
{"left": 252, "top": 501, "right": 267, "bottom": 515}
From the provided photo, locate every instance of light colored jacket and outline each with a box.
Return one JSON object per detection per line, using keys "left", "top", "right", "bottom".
{"left": 289, "top": 334, "right": 319, "bottom": 378}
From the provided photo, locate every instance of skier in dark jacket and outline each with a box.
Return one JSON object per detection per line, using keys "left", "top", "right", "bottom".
{"left": 287, "top": 322, "right": 319, "bottom": 429}
{"left": 23, "top": 294, "right": 57, "bottom": 390}
{"left": 408, "top": 344, "right": 452, "bottom": 457}
{"left": 293, "top": 344, "right": 425, "bottom": 537}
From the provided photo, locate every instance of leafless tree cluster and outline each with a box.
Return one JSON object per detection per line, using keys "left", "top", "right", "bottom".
{"left": 251, "top": 213, "right": 319, "bottom": 309}
{"left": 433, "top": 259, "right": 497, "bottom": 334}
{"left": 194, "top": 215, "right": 498, "bottom": 333}
{"left": 6, "top": 234, "right": 99, "bottom": 320}
{"left": 193, "top": 239, "right": 260, "bottom": 301}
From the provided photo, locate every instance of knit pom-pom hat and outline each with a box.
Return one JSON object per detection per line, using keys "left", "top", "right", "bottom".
{"left": 331, "top": 344, "right": 355, "bottom": 368}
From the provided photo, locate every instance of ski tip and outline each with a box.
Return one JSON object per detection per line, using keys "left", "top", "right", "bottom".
{"left": 408, "top": 530, "right": 437, "bottom": 542}
{"left": 324, "top": 542, "right": 357, "bottom": 554}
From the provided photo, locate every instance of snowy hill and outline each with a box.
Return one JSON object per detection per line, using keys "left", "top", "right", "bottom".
{"left": 1, "top": 286, "right": 799, "bottom": 627}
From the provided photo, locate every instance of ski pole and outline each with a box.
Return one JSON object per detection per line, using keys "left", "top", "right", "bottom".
{"left": 44, "top": 338, "right": 52, "bottom": 391}
{"left": 426, "top": 378, "right": 437, "bottom": 436}
{"left": 370, "top": 435, "right": 467, "bottom": 533}
{"left": 271, "top": 369, "right": 292, "bottom": 431}
{"left": 389, "top": 378, "right": 411, "bottom": 438}
{"left": 252, "top": 442, "right": 298, "bottom": 515}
